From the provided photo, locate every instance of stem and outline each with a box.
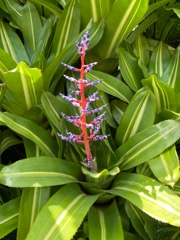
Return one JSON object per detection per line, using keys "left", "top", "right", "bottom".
{"left": 80, "top": 54, "right": 93, "bottom": 168}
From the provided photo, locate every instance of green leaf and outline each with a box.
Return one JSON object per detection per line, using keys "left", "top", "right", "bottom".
{"left": 125, "top": 202, "right": 151, "bottom": 240}
{"left": 117, "top": 47, "right": 143, "bottom": 91}
{"left": 17, "top": 187, "right": 50, "bottom": 240}
{"left": 86, "top": 70, "right": 134, "bottom": 103}
{"left": 149, "top": 145, "right": 180, "bottom": 187}
{"left": 0, "top": 112, "right": 58, "bottom": 157}
{"left": 26, "top": 183, "right": 99, "bottom": 240}
{"left": 146, "top": 0, "right": 175, "bottom": 16}
{"left": 29, "top": 0, "right": 62, "bottom": 17}
{"left": 0, "top": 197, "right": 20, "bottom": 239}
{"left": 0, "top": 157, "right": 83, "bottom": 187}
{"left": 31, "top": 17, "right": 53, "bottom": 64}
{"left": 41, "top": 91, "right": 70, "bottom": 131}
{"left": 88, "top": 200, "right": 124, "bottom": 240}
{"left": 2, "top": 62, "right": 43, "bottom": 111}
{"left": 96, "top": 0, "right": 148, "bottom": 59}
{"left": 142, "top": 75, "right": 177, "bottom": 113}
{"left": 162, "top": 46, "right": 180, "bottom": 93}
{"left": 110, "top": 100, "right": 128, "bottom": 124}
{"left": 0, "top": 19, "right": 29, "bottom": 63}
{"left": 0, "top": 49, "right": 16, "bottom": 75}
{"left": 127, "top": 12, "right": 158, "bottom": 44}
{"left": 0, "top": 129, "right": 22, "bottom": 155}
{"left": 4, "top": 0, "right": 22, "bottom": 28}
{"left": 115, "top": 120, "right": 180, "bottom": 170}
{"left": 149, "top": 41, "right": 171, "bottom": 77}
{"left": 132, "top": 34, "right": 150, "bottom": 66}
{"left": 22, "top": 1, "right": 42, "bottom": 58}
{"left": 80, "top": 0, "right": 114, "bottom": 27}
{"left": 49, "top": 0, "right": 80, "bottom": 60}
{"left": 115, "top": 89, "right": 156, "bottom": 146}
{"left": 108, "top": 172, "right": 180, "bottom": 226}
{"left": 0, "top": 83, "right": 6, "bottom": 110}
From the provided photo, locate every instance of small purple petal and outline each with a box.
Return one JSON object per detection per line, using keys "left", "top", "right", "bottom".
{"left": 61, "top": 62, "right": 80, "bottom": 72}
{"left": 63, "top": 74, "right": 79, "bottom": 83}
{"left": 91, "top": 111, "right": 106, "bottom": 124}
{"left": 88, "top": 91, "right": 101, "bottom": 102}
{"left": 86, "top": 80, "right": 102, "bottom": 87}
{"left": 69, "top": 89, "right": 81, "bottom": 95}
{"left": 91, "top": 104, "right": 108, "bottom": 114}
{"left": 84, "top": 62, "right": 98, "bottom": 72}
{"left": 90, "top": 134, "right": 110, "bottom": 141}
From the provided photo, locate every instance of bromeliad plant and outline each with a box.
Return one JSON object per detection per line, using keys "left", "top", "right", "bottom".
{"left": 58, "top": 32, "right": 109, "bottom": 172}
{"left": 0, "top": 1, "right": 180, "bottom": 240}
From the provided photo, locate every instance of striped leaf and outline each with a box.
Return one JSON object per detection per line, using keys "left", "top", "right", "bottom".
{"left": 88, "top": 200, "right": 123, "bottom": 240}
{"left": 0, "top": 83, "right": 5, "bottom": 109}
{"left": 132, "top": 34, "right": 150, "bottom": 65}
{"left": 115, "top": 120, "right": 180, "bottom": 170}
{"left": 17, "top": 187, "right": 50, "bottom": 240}
{"left": 86, "top": 70, "right": 134, "bottom": 103}
{"left": 0, "top": 157, "right": 83, "bottom": 187}
{"left": 29, "top": 0, "right": 62, "bottom": 17}
{"left": 0, "top": 129, "right": 22, "bottom": 155}
{"left": 0, "top": 112, "right": 58, "bottom": 157}
{"left": 49, "top": 0, "right": 80, "bottom": 60}
{"left": 127, "top": 12, "right": 158, "bottom": 45}
{"left": 80, "top": 0, "right": 113, "bottom": 27}
{"left": 2, "top": 62, "right": 43, "bottom": 111}
{"left": 115, "top": 89, "right": 156, "bottom": 146}
{"left": 142, "top": 75, "right": 177, "bottom": 113}
{"left": 162, "top": 46, "right": 180, "bottom": 93}
{"left": 110, "top": 100, "right": 128, "bottom": 124}
{"left": 0, "top": 19, "right": 29, "bottom": 63}
{"left": 4, "top": 0, "right": 22, "bottom": 28}
{"left": 22, "top": 1, "right": 43, "bottom": 58}
{"left": 0, "top": 197, "right": 20, "bottom": 239}
{"left": 41, "top": 91, "right": 70, "bottom": 131}
{"left": 31, "top": 18, "right": 53, "bottom": 64}
{"left": 96, "top": 0, "right": 148, "bottom": 59}
{"left": 117, "top": 47, "right": 143, "bottom": 91}
{"left": 149, "top": 145, "right": 180, "bottom": 187}
{"left": 26, "top": 183, "right": 99, "bottom": 240}
{"left": 125, "top": 202, "right": 151, "bottom": 240}
{"left": 149, "top": 41, "right": 171, "bottom": 77}
{"left": 0, "top": 49, "right": 16, "bottom": 75}
{"left": 108, "top": 172, "right": 180, "bottom": 226}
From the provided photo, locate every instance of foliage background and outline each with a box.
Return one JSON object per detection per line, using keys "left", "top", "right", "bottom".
{"left": 0, "top": 0, "right": 180, "bottom": 239}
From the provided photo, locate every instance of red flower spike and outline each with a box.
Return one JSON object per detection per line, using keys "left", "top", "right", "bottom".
{"left": 58, "top": 32, "right": 109, "bottom": 172}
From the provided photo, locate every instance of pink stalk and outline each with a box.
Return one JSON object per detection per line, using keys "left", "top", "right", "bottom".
{"left": 58, "top": 32, "right": 109, "bottom": 172}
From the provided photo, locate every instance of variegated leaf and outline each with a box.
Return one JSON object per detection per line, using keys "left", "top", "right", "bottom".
{"left": 0, "top": 19, "right": 29, "bottom": 63}
{"left": 108, "top": 172, "right": 180, "bottom": 226}
{"left": 96, "top": 0, "right": 148, "bottom": 59}
{"left": 0, "top": 157, "right": 83, "bottom": 187}
{"left": 142, "top": 75, "right": 177, "bottom": 113}
{"left": 88, "top": 200, "right": 123, "bottom": 240}
{"left": 117, "top": 47, "right": 143, "bottom": 91}
{"left": 26, "top": 183, "right": 99, "bottom": 240}
{"left": 0, "top": 112, "right": 58, "bottom": 157}
{"left": 0, "top": 197, "right": 20, "bottom": 239}
{"left": 115, "top": 89, "right": 156, "bottom": 146}
{"left": 86, "top": 70, "right": 134, "bottom": 103}
{"left": 17, "top": 188, "right": 50, "bottom": 240}
{"left": 115, "top": 120, "right": 180, "bottom": 170}
{"left": 2, "top": 62, "right": 43, "bottom": 111}
{"left": 149, "top": 145, "right": 180, "bottom": 187}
